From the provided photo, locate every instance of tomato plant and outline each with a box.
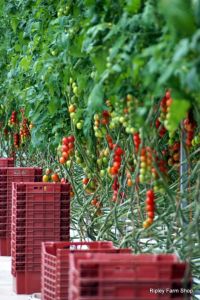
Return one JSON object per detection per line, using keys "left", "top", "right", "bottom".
{"left": 0, "top": 0, "right": 200, "bottom": 290}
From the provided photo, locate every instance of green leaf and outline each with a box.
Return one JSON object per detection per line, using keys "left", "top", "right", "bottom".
{"left": 168, "top": 99, "right": 190, "bottom": 132}
{"left": 87, "top": 83, "right": 104, "bottom": 114}
{"left": 19, "top": 56, "right": 32, "bottom": 72}
{"left": 125, "top": 0, "right": 141, "bottom": 14}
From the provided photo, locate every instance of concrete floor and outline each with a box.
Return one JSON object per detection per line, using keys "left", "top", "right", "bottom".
{"left": 0, "top": 257, "right": 34, "bottom": 300}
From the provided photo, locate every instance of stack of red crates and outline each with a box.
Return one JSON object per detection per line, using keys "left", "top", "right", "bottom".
{"left": 69, "top": 253, "right": 191, "bottom": 300}
{"left": 0, "top": 167, "right": 42, "bottom": 256}
{"left": 12, "top": 182, "right": 70, "bottom": 294}
{"left": 41, "top": 241, "right": 131, "bottom": 300}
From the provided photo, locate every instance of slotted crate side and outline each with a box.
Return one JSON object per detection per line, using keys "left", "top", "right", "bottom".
{"left": 71, "top": 253, "right": 185, "bottom": 281}
{"left": 0, "top": 158, "right": 14, "bottom": 167}
{"left": 41, "top": 241, "right": 114, "bottom": 300}
{"left": 41, "top": 241, "right": 131, "bottom": 300}
{"left": 69, "top": 253, "right": 189, "bottom": 300}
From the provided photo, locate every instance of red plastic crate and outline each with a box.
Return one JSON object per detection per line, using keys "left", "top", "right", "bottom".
{"left": 0, "top": 237, "right": 10, "bottom": 256}
{"left": 11, "top": 182, "right": 71, "bottom": 293}
{"left": 13, "top": 271, "right": 41, "bottom": 294}
{"left": 0, "top": 168, "right": 42, "bottom": 243}
{"left": 69, "top": 253, "right": 190, "bottom": 300}
{"left": 0, "top": 158, "right": 14, "bottom": 167}
{"left": 41, "top": 241, "right": 131, "bottom": 300}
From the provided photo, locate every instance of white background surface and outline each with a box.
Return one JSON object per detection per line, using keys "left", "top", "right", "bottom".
{"left": 0, "top": 257, "right": 30, "bottom": 300}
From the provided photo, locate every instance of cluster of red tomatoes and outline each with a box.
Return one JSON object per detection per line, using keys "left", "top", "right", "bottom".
{"left": 20, "top": 118, "right": 30, "bottom": 143}
{"left": 155, "top": 118, "right": 167, "bottom": 138}
{"left": 9, "top": 111, "right": 18, "bottom": 126}
{"left": 59, "top": 135, "right": 75, "bottom": 165}
{"left": 133, "top": 132, "right": 141, "bottom": 153}
{"left": 168, "top": 142, "right": 180, "bottom": 166}
{"left": 158, "top": 90, "right": 173, "bottom": 135}
{"left": 108, "top": 145, "right": 124, "bottom": 176}
{"left": 112, "top": 177, "right": 119, "bottom": 202}
{"left": 143, "top": 189, "right": 155, "bottom": 229}
{"left": 183, "top": 115, "right": 196, "bottom": 148}
{"left": 13, "top": 133, "right": 20, "bottom": 148}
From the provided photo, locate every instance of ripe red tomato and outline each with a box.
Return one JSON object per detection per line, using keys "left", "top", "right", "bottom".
{"left": 113, "top": 155, "right": 121, "bottom": 163}
{"left": 62, "top": 151, "right": 69, "bottom": 159}
{"left": 106, "top": 134, "right": 112, "bottom": 143}
{"left": 68, "top": 135, "right": 75, "bottom": 143}
{"left": 62, "top": 137, "right": 68, "bottom": 145}
{"left": 146, "top": 189, "right": 154, "bottom": 199}
{"left": 68, "top": 142, "right": 74, "bottom": 150}
{"left": 141, "top": 148, "right": 146, "bottom": 156}
{"left": 155, "top": 119, "right": 161, "bottom": 128}
{"left": 101, "top": 118, "right": 109, "bottom": 125}
{"left": 113, "top": 161, "right": 120, "bottom": 169}
{"left": 115, "top": 147, "right": 123, "bottom": 156}
{"left": 102, "top": 110, "right": 110, "bottom": 118}
{"left": 110, "top": 166, "right": 119, "bottom": 175}
{"left": 146, "top": 197, "right": 154, "bottom": 206}
{"left": 108, "top": 142, "right": 113, "bottom": 149}
{"left": 173, "top": 142, "right": 180, "bottom": 152}
{"left": 148, "top": 211, "right": 154, "bottom": 218}
{"left": 146, "top": 205, "right": 153, "bottom": 212}
{"left": 62, "top": 145, "right": 69, "bottom": 152}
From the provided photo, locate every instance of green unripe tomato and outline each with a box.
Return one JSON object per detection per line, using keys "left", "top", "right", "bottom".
{"left": 153, "top": 185, "right": 159, "bottom": 193}
{"left": 125, "top": 127, "right": 131, "bottom": 134}
{"left": 119, "top": 117, "right": 125, "bottom": 123}
{"left": 94, "top": 114, "right": 99, "bottom": 121}
{"left": 70, "top": 112, "right": 75, "bottom": 119}
{"left": 76, "top": 157, "right": 82, "bottom": 164}
{"left": 66, "top": 160, "right": 71, "bottom": 167}
{"left": 100, "top": 169, "right": 106, "bottom": 177}
{"left": 130, "top": 127, "right": 136, "bottom": 134}
{"left": 51, "top": 50, "right": 57, "bottom": 56}
{"left": 73, "top": 86, "right": 78, "bottom": 95}
{"left": 109, "top": 122, "right": 116, "bottom": 129}
{"left": 88, "top": 180, "right": 95, "bottom": 189}
{"left": 140, "top": 168, "right": 146, "bottom": 175}
{"left": 97, "top": 158, "right": 102, "bottom": 166}
{"left": 76, "top": 122, "right": 83, "bottom": 129}
{"left": 102, "top": 157, "right": 108, "bottom": 164}
{"left": 139, "top": 174, "right": 145, "bottom": 183}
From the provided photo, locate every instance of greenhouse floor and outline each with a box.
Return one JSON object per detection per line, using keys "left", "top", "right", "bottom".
{"left": 0, "top": 256, "right": 38, "bottom": 300}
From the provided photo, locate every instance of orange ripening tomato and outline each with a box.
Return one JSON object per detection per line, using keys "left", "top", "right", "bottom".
{"left": 51, "top": 173, "right": 60, "bottom": 182}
